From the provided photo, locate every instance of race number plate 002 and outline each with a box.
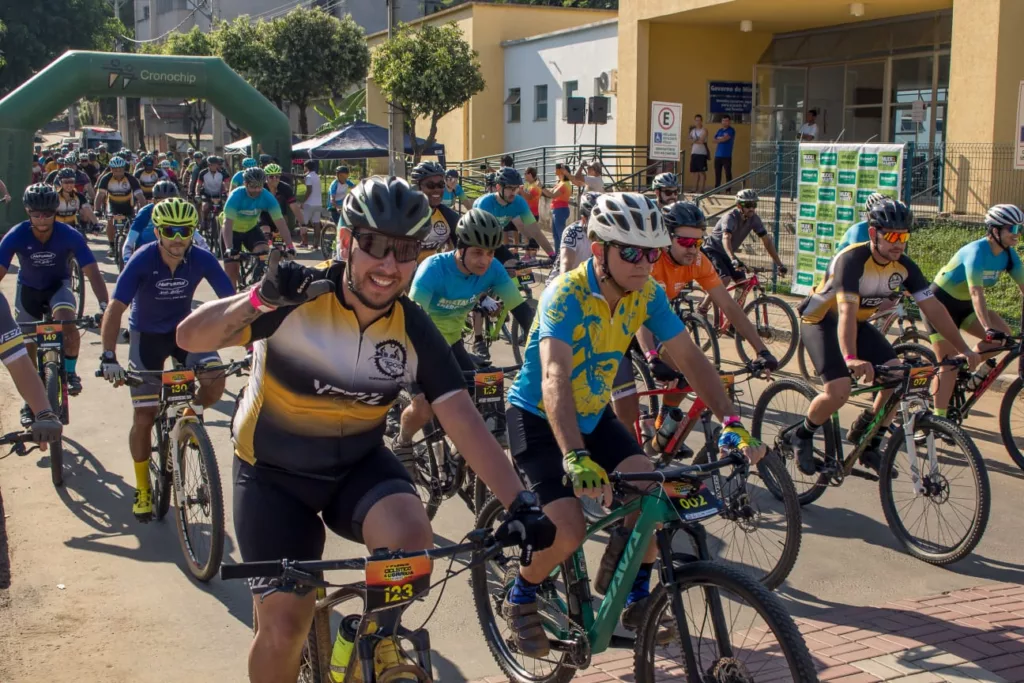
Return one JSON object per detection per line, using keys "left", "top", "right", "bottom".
{"left": 161, "top": 370, "right": 196, "bottom": 404}
{"left": 475, "top": 370, "right": 504, "bottom": 405}
{"left": 35, "top": 324, "right": 63, "bottom": 350}
{"left": 516, "top": 269, "right": 535, "bottom": 286}
{"left": 662, "top": 482, "right": 723, "bottom": 522}
{"left": 365, "top": 555, "right": 432, "bottom": 611}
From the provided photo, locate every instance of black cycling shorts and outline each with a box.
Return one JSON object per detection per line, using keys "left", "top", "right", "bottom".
{"left": 925, "top": 285, "right": 977, "bottom": 342}
{"left": 228, "top": 225, "right": 267, "bottom": 257}
{"left": 701, "top": 245, "right": 743, "bottom": 281}
{"left": 800, "top": 313, "right": 896, "bottom": 383}
{"left": 506, "top": 404, "right": 642, "bottom": 506}
{"left": 232, "top": 448, "right": 416, "bottom": 592}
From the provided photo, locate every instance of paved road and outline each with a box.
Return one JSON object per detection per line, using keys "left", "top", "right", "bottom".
{"left": 0, "top": 236, "right": 1022, "bottom": 682}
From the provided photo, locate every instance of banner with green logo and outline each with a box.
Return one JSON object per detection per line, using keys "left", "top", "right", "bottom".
{"left": 792, "top": 143, "right": 904, "bottom": 295}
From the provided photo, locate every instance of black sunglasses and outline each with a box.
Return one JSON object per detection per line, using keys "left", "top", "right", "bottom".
{"left": 352, "top": 231, "right": 421, "bottom": 263}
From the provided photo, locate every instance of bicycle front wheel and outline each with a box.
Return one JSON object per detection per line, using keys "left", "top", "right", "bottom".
{"left": 999, "top": 377, "right": 1024, "bottom": 471}
{"left": 319, "top": 221, "right": 337, "bottom": 261}
{"left": 43, "top": 362, "right": 65, "bottom": 487}
{"left": 736, "top": 295, "right": 799, "bottom": 369}
{"left": 174, "top": 420, "right": 225, "bottom": 582}
{"left": 151, "top": 423, "right": 172, "bottom": 521}
{"left": 879, "top": 414, "right": 990, "bottom": 566}
{"left": 633, "top": 560, "right": 818, "bottom": 683}
{"left": 67, "top": 256, "right": 86, "bottom": 320}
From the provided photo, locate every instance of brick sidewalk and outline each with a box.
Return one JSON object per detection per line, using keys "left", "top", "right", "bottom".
{"left": 472, "top": 582, "right": 1024, "bottom": 682}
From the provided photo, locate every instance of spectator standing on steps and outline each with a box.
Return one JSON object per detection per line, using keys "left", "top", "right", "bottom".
{"left": 688, "top": 114, "right": 709, "bottom": 193}
{"left": 799, "top": 110, "right": 818, "bottom": 141}
{"left": 572, "top": 161, "right": 605, "bottom": 194}
{"left": 542, "top": 163, "right": 573, "bottom": 254}
{"left": 713, "top": 115, "right": 736, "bottom": 189}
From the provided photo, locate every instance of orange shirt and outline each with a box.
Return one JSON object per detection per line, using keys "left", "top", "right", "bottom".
{"left": 550, "top": 180, "right": 571, "bottom": 210}
{"left": 522, "top": 183, "right": 542, "bottom": 216}
{"left": 651, "top": 250, "right": 721, "bottom": 298}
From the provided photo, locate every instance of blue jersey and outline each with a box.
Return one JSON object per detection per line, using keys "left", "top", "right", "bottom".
{"left": 472, "top": 193, "right": 536, "bottom": 228}
{"left": 113, "top": 242, "right": 234, "bottom": 334}
{"left": 933, "top": 237, "right": 1024, "bottom": 300}
{"left": 0, "top": 220, "right": 96, "bottom": 289}
{"left": 507, "top": 259, "right": 685, "bottom": 434}
{"left": 230, "top": 170, "right": 245, "bottom": 189}
{"left": 224, "top": 186, "right": 282, "bottom": 233}
{"left": 836, "top": 221, "right": 870, "bottom": 254}
{"left": 410, "top": 252, "right": 524, "bottom": 344}
{"left": 124, "top": 203, "right": 157, "bottom": 256}
{"left": 443, "top": 184, "right": 465, "bottom": 209}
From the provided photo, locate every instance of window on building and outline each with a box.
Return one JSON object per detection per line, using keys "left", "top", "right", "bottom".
{"left": 140, "top": 5, "right": 150, "bottom": 21}
{"left": 505, "top": 88, "right": 521, "bottom": 123}
{"left": 535, "top": 85, "right": 548, "bottom": 121}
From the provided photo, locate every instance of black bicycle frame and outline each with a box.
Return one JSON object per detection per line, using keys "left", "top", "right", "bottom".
{"left": 951, "top": 339, "right": 1023, "bottom": 419}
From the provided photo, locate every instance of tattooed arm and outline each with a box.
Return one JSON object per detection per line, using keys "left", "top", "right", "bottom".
{"left": 176, "top": 292, "right": 268, "bottom": 351}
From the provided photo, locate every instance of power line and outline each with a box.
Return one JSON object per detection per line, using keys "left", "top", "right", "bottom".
{"left": 121, "top": 7, "right": 201, "bottom": 43}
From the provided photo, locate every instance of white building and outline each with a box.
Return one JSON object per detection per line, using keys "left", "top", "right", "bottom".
{"left": 501, "top": 19, "right": 617, "bottom": 153}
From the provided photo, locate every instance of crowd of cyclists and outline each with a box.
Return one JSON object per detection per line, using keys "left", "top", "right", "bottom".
{"left": 2, "top": 143, "right": 1023, "bottom": 682}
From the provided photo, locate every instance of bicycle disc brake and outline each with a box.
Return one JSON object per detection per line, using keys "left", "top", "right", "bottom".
{"left": 706, "top": 657, "right": 754, "bottom": 683}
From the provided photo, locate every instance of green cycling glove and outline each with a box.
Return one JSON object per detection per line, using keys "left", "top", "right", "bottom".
{"left": 562, "top": 449, "right": 610, "bottom": 492}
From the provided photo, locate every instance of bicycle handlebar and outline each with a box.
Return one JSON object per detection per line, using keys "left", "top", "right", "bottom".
{"left": 612, "top": 451, "right": 747, "bottom": 485}
{"left": 0, "top": 431, "right": 36, "bottom": 446}
{"left": 94, "top": 358, "right": 250, "bottom": 386}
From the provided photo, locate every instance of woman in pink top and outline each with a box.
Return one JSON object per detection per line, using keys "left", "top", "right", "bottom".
{"left": 542, "top": 163, "right": 573, "bottom": 253}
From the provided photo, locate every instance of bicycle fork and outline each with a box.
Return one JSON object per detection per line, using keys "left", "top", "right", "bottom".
{"left": 167, "top": 405, "right": 204, "bottom": 505}
{"left": 899, "top": 401, "right": 939, "bottom": 497}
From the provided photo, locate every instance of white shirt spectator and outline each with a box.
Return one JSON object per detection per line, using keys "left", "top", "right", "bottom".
{"left": 689, "top": 127, "right": 709, "bottom": 155}
{"left": 582, "top": 175, "right": 603, "bottom": 193}
{"left": 303, "top": 170, "right": 322, "bottom": 207}
{"left": 799, "top": 122, "right": 818, "bottom": 140}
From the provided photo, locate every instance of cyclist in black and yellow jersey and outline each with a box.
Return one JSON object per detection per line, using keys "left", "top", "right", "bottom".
{"left": 176, "top": 176, "right": 555, "bottom": 683}
{"left": 134, "top": 155, "right": 167, "bottom": 202}
{"left": 409, "top": 161, "right": 457, "bottom": 262}
{"left": 54, "top": 168, "right": 97, "bottom": 229}
{"left": 95, "top": 156, "right": 146, "bottom": 257}
{"left": 791, "top": 200, "right": 980, "bottom": 475}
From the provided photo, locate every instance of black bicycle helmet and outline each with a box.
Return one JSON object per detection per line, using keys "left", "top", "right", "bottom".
{"left": 652, "top": 172, "right": 679, "bottom": 190}
{"left": 484, "top": 172, "right": 497, "bottom": 187}
{"left": 455, "top": 209, "right": 504, "bottom": 250}
{"left": 343, "top": 176, "right": 432, "bottom": 241}
{"left": 242, "top": 167, "right": 266, "bottom": 185}
{"left": 23, "top": 183, "right": 59, "bottom": 211}
{"left": 495, "top": 167, "right": 523, "bottom": 187}
{"left": 579, "top": 191, "right": 601, "bottom": 219}
{"left": 259, "top": 154, "right": 273, "bottom": 166}
{"left": 152, "top": 180, "right": 179, "bottom": 200}
{"left": 868, "top": 199, "right": 913, "bottom": 230}
{"left": 410, "top": 161, "right": 444, "bottom": 185}
{"left": 445, "top": 169, "right": 459, "bottom": 179}
{"left": 662, "top": 201, "right": 707, "bottom": 230}
{"left": 56, "top": 168, "right": 78, "bottom": 181}
{"left": 141, "top": 154, "right": 154, "bottom": 167}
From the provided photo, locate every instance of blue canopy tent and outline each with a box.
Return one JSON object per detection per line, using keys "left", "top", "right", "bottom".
{"left": 291, "top": 121, "right": 445, "bottom": 162}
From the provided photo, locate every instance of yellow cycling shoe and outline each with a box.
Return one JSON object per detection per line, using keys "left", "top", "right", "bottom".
{"left": 373, "top": 637, "right": 420, "bottom": 682}
{"left": 133, "top": 488, "right": 153, "bottom": 522}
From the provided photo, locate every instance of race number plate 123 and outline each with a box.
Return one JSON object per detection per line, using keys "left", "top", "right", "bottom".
{"left": 365, "top": 555, "right": 433, "bottom": 611}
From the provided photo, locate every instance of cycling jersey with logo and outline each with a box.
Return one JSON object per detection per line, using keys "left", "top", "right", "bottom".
{"left": 0, "top": 221, "right": 96, "bottom": 289}
{"left": 932, "top": 237, "right": 1024, "bottom": 300}
{"left": 45, "top": 169, "right": 90, "bottom": 194}
{"left": 96, "top": 171, "right": 142, "bottom": 211}
{"left": 55, "top": 191, "right": 89, "bottom": 225}
{"left": 421, "top": 204, "right": 458, "bottom": 253}
{"left": 113, "top": 241, "right": 233, "bottom": 334}
{"left": 224, "top": 186, "right": 282, "bottom": 233}
{"left": 706, "top": 208, "right": 767, "bottom": 253}
{"left": 650, "top": 249, "right": 722, "bottom": 299}
{"left": 546, "top": 221, "right": 591, "bottom": 284}
{"left": 508, "top": 259, "right": 685, "bottom": 433}
{"left": 835, "top": 220, "right": 870, "bottom": 253}
{"left": 410, "top": 251, "right": 524, "bottom": 344}
{"left": 0, "top": 292, "right": 26, "bottom": 365}
{"left": 233, "top": 261, "right": 465, "bottom": 475}
{"left": 197, "top": 168, "right": 226, "bottom": 197}
{"left": 798, "top": 242, "right": 932, "bottom": 324}
{"left": 472, "top": 193, "right": 537, "bottom": 228}
{"left": 230, "top": 170, "right": 245, "bottom": 190}
{"left": 134, "top": 168, "right": 165, "bottom": 198}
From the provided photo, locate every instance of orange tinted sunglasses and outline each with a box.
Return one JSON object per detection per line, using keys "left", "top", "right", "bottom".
{"left": 879, "top": 230, "right": 910, "bottom": 244}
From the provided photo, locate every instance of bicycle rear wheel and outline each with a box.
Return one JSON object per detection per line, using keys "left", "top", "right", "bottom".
{"left": 43, "top": 362, "right": 65, "bottom": 487}
{"left": 795, "top": 340, "right": 821, "bottom": 386}
{"left": 879, "top": 414, "right": 990, "bottom": 565}
{"left": 67, "top": 256, "right": 86, "bottom": 320}
{"left": 511, "top": 297, "right": 538, "bottom": 365}
{"left": 174, "top": 420, "right": 225, "bottom": 582}
{"left": 633, "top": 560, "right": 818, "bottom": 682}
{"left": 681, "top": 311, "right": 720, "bottom": 369}
{"left": 999, "top": 377, "right": 1024, "bottom": 471}
{"left": 319, "top": 221, "right": 337, "bottom": 261}
{"left": 736, "top": 295, "right": 799, "bottom": 369}
{"left": 751, "top": 379, "right": 834, "bottom": 505}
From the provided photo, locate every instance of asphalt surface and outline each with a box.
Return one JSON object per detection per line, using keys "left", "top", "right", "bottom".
{"left": 0, "top": 235, "right": 1022, "bottom": 682}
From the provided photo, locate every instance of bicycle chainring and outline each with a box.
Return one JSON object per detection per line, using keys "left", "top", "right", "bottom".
{"left": 705, "top": 657, "right": 754, "bottom": 683}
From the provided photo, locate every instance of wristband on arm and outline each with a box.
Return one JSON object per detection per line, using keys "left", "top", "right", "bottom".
{"left": 248, "top": 286, "right": 277, "bottom": 313}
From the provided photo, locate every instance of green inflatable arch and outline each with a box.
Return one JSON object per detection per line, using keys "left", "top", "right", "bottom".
{"left": 0, "top": 50, "right": 292, "bottom": 225}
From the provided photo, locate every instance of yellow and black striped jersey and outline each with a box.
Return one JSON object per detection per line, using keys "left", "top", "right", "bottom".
{"left": 798, "top": 242, "right": 932, "bottom": 324}
{"left": 233, "top": 261, "right": 466, "bottom": 475}
{"left": 96, "top": 171, "right": 142, "bottom": 208}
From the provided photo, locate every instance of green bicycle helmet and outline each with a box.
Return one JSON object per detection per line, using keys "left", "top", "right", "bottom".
{"left": 455, "top": 209, "right": 504, "bottom": 250}
{"left": 264, "top": 163, "right": 283, "bottom": 176}
{"left": 152, "top": 197, "right": 199, "bottom": 228}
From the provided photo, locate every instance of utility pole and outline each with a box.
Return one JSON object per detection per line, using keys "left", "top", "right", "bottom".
{"left": 208, "top": 0, "right": 224, "bottom": 154}
{"left": 112, "top": 0, "right": 129, "bottom": 142}
{"left": 387, "top": 0, "right": 406, "bottom": 178}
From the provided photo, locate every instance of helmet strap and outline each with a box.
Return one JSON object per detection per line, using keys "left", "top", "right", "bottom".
{"left": 597, "top": 243, "right": 629, "bottom": 296}
{"left": 988, "top": 227, "right": 1007, "bottom": 251}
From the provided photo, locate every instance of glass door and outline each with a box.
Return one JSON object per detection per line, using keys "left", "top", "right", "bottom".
{"left": 753, "top": 65, "right": 807, "bottom": 143}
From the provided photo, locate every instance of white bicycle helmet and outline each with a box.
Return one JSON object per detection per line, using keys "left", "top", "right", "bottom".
{"left": 588, "top": 192, "right": 669, "bottom": 248}
{"left": 735, "top": 189, "right": 758, "bottom": 204}
{"left": 985, "top": 204, "right": 1024, "bottom": 229}
{"left": 864, "top": 192, "right": 887, "bottom": 210}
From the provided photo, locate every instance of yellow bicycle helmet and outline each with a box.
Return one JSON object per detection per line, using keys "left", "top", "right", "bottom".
{"left": 264, "top": 163, "right": 283, "bottom": 175}
{"left": 152, "top": 197, "right": 199, "bottom": 228}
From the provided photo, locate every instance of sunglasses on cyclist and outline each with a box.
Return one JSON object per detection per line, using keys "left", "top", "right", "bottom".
{"left": 659, "top": 189, "right": 679, "bottom": 196}
{"left": 878, "top": 230, "right": 910, "bottom": 244}
{"left": 673, "top": 236, "right": 703, "bottom": 249}
{"left": 420, "top": 180, "right": 444, "bottom": 190}
{"left": 244, "top": 181, "right": 263, "bottom": 190}
{"left": 740, "top": 202, "right": 757, "bottom": 209}
{"left": 28, "top": 210, "right": 56, "bottom": 219}
{"left": 352, "top": 230, "right": 421, "bottom": 263}
{"left": 158, "top": 225, "right": 195, "bottom": 240}
{"left": 608, "top": 243, "right": 663, "bottom": 264}
{"left": 1002, "top": 224, "right": 1022, "bottom": 235}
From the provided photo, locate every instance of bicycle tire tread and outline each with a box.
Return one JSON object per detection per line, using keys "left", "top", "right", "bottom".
{"left": 175, "top": 420, "right": 225, "bottom": 582}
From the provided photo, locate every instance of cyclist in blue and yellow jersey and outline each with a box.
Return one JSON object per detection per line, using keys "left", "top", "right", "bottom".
{"left": 928, "top": 203, "right": 1024, "bottom": 417}
{"left": 835, "top": 192, "right": 888, "bottom": 253}
{"left": 328, "top": 165, "right": 355, "bottom": 225}
{"left": 222, "top": 166, "right": 295, "bottom": 289}
{"left": 230, "top": 157, "right": 259, "bottom": 192}
{"left": 99, "top": 198, "right": 234, "bottom": 521}
{"left": 790, "top": 200, "right": 980, "bottom": 476}
{"left": 394, "top": 208, "right": 535, "bottom": 469}
{"left": 473, "top": 167, "right": 556, "bottom": 259}
{"left": 123, "top": 181, "right": 209, "bottom": 263}
{"left": 0, "top": 184, "right": 110, "bottom": 422}
{"left": 174, "top": 176, "right": 554, "bottom": 683}
{"left": 501, "top": 192, "right": 765, "bottom": 657}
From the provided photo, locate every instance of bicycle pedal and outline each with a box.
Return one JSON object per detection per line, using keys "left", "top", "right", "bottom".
{"left": 849, "top": 466, "right": 879, "bottom": 482}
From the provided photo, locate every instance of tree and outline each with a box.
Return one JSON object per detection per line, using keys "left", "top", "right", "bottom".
{"left": 436, "top": 0, "right": 617, "bottom": 9}
{"left": 0, "top": 0, "right": 127, "bottom": 96}
{"left": 372, "top": 22, "right": 484, "bottom": 164}
{"left": 148, "top": 26, "right": 216, "bottom": 149}
{"left": 314, "top": 89, "right": 367, "bottom": 134}
{"left": 258, "top": 8, "right": 370, "bottom": 135}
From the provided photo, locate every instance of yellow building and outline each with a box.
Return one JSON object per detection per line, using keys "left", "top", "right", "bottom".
{"left": 618, "top": 0, "right": 1024, "bottom": 210}
{"left": 365, "top": 2, "right": 614, "bottom": 163}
